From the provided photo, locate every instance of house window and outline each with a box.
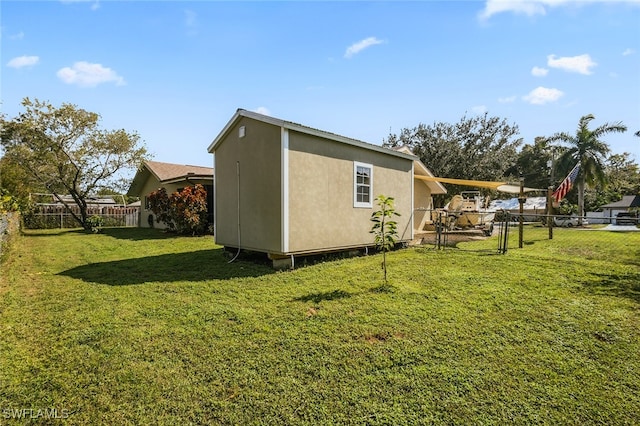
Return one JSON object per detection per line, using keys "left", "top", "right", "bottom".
{"left": 354, "top": 162, "right": 373, "bottom": 208}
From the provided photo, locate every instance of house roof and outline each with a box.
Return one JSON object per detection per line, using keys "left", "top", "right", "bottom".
{"left": 127, "top": 160, "right": 214, "bottom": 196}
{"left": 601, "top": 195, "right": 640, "bottom": 209}
{"left": 143, "top": 160, "right": 214, "bottom": 182}
{"left": 207, "top": 109, "right": 417, "bottom": 161}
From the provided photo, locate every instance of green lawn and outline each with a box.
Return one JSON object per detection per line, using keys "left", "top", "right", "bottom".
{"left": 1, "top": 227, "right": 639, "bottom": 424}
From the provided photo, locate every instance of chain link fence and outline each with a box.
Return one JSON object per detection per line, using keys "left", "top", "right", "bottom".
{"left": 0, "top": 212, "right": 19, "bottom": 258}
{"left": 412, "top": 208, "right": 639, "bottom": 253}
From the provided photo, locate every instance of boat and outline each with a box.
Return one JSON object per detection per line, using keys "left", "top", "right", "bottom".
{"left": 442, "top": 191, "right": 496, "bottom": 235}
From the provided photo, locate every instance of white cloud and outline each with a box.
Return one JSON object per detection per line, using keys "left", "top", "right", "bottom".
{"left": 472, "top": 105, "right": 488, "bottom": 114}
{"left": 498, "top": 96, "right": 517, "bottom": 103}
{"left": 344, "top": 37, "right": 384, "bottom": 59}
{"left": 531, "top": 66, "right": 548, "bottom": 77}
{"left": 479, "top": 0, "right": 547, "bottom": 20}
{"left": 57, "top": 61, "right": 125, "bottom": 87}
{"left": 60, "top": 0, "right": 100, "bottom": 10}
{"left": 623, "top": 48, "right": 635, "bottom": 56}
{"left": 253, "top": 107, "right": 271, "bottom": 116}
{"left": 7, "top": 55, "right": 39, "bottom": 68}
{"left": 479, "top": 0, "right": 640, "bottom": 21}
{"left": 547, "top": 54, "right": 597, "bottom": 75}
{"left": 185, "top": 9, "right": 197, "bottom": 36}
{"left": 523, "top": 86, "right": 564, "bottom": 105}
{"left": 10, "top": 31, "right": 24, "bottom": 40}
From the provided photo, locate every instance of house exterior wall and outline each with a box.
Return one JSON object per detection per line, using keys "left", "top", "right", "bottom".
{"left": 413, "top": 180, "right": 433, "bottom": 232}
{"left": 213, "top": 117, "right": 282, "bottom": 252}
{"left": 287, "top": 131, "right": 413, "bottom": 254}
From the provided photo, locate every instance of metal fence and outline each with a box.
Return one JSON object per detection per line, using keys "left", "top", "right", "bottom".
{"left": 412, "top": 208, "right": 639, "bottom": 253}
{"left": 0, "top": 212, "right": 18, "bottom": 257}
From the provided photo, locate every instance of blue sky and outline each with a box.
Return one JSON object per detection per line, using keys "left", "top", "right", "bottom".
{"left": 2, "top": 0, "right": 639, "bottom": 173}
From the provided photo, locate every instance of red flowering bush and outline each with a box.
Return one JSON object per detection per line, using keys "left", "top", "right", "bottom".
{"left": 148, "top": 184, "right": 208, "bottom": 234}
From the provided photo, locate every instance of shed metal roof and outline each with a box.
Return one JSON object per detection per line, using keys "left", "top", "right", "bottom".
{"left": 208, "top": 109, "right": 417, "bottom": 161}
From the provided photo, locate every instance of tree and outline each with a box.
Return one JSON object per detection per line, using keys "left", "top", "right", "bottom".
{"left": 583, "top": 153, "right": 640, "bottom": 212}
{"left": 148, "top": 184, "right": 208, "bottom": 235}
{"left": 370, "top": 195, "right": 400, "bottom": 285}
{"left": 546, "top": 114, "right": 627, "bottom": 223}
{"left": 384, "top": 112, "right": 522, "bottom": 202}
{"left": 0, "top": 98, "right": 150, "bottom": 230}
{"left": 0, "top": 154, "right": 40, "bottom": 203}
{"left": 510, "top": 137, "right": 557, "bottom": 190}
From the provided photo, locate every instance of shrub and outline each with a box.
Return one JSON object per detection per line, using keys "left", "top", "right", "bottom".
{"left": 86, "top": 215, "right": 105, "bottom": 233}
{"left": 148, "top": 184, "right": 208, "bottom": 235}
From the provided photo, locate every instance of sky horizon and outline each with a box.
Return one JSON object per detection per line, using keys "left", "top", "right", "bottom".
{"left": 2, "top": 0, "right": 639, "bottom": 177}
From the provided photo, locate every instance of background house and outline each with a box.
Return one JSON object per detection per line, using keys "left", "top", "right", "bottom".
{"left": 127, "top": 161, "right": 214, "bottom": 228}
{"left": 208, "top": 109, "right": 445, "bottom": 268}
{"left": 597, "top": 195, "right": 640, "bottom": 223}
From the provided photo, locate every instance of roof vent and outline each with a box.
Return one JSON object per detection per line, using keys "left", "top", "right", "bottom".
{"left": 239, "top": 126, "right": 246, "bottom": 138}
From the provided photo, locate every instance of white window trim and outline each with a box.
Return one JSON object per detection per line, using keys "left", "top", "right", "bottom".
{"left": 353, "top": 161, "right": 373, "bottom": 208}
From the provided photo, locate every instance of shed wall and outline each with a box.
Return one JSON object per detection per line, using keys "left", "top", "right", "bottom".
{"left": 287, "top": 131, "right": 413, "bottom": 253}
{"left": 213, "top": 117, "right": 282, "bottom": 252}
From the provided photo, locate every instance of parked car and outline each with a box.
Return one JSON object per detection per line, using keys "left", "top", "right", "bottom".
{"left": 615, "top": 212, "right": 638, "bottom": 226}
{"left": 554, "top": 216, "right": 588, "bottom": 227}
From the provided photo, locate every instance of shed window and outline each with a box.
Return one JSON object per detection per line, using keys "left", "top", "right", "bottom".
{"left": 354, "top": 162, "right": 373, "bottom": 208}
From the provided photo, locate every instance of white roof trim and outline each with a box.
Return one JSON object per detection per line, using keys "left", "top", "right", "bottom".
{"left": 394, "top": 146, "right": 447, "bottom": 194}
{"left": 207, "top": 109, "right": 417, "bottom": 161}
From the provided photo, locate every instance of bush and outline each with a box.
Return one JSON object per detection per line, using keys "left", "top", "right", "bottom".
{"left": 86, "top": 215, "right": 105, "bottom": 233}
{"left": 148, "top": 184, "right": 209, "bottom": 235}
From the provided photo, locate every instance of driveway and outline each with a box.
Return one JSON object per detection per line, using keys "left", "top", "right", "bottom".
{"left": 603, "top": 224, "right": 640, "bottom": 231}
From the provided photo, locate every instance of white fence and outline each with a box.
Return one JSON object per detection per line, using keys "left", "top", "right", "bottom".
{"left": 23, "top": 206, "right": 139, "bottom": 229}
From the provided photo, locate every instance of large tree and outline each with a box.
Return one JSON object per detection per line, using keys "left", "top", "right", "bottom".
{"left": 583, "top": 152, "right": 640, "bottom": 212}
{"left": 547, "top": 114, "right": 627, "bottom": 223}
{"left": 384, "top": 112, "right": 522, "bottom": 200}
{"left": 509, "top": 136, "right": 559, "bottom": 190}
{"left": 0, "top": 98, "right": 150, "bottom": 230}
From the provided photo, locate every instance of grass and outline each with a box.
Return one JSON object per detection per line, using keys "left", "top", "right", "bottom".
{"left": 1, "top": 227, "right": 639, "bottom": 424}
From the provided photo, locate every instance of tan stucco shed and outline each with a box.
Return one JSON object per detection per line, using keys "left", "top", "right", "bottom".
{"left": 208, "top": 109, "right": 445, "bottom": 267}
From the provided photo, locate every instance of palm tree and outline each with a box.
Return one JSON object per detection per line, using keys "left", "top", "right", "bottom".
{"left": 547, "top": 114, "right": 627, "bottom": 224}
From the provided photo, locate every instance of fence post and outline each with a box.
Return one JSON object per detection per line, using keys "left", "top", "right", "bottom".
{"left": 518, "top": 177, "right": 524, "bottom": 248}
{"left": 436, "top": 211, "right": 442, "bottom": 250}
{"left": 547, "top": 186, "right": 553, "bottom": 240}
{"left": 497, "top": 211, "right": 509, "bottom": 254}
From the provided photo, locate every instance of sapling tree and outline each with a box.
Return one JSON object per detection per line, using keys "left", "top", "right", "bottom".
{"left": 370, "top": 195, "right": 400, "bottom": 284}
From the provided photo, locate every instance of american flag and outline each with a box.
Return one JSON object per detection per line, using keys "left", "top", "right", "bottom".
{"left": 553, "top": 163, "right": 580, "bottom": 202}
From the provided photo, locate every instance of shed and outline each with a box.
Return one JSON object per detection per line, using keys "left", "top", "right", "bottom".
{"left": 207, "top": 109, "right": 445, "bottom": 268}
{"left": 127, "top": 160, "right": 214, "bottom": 228}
